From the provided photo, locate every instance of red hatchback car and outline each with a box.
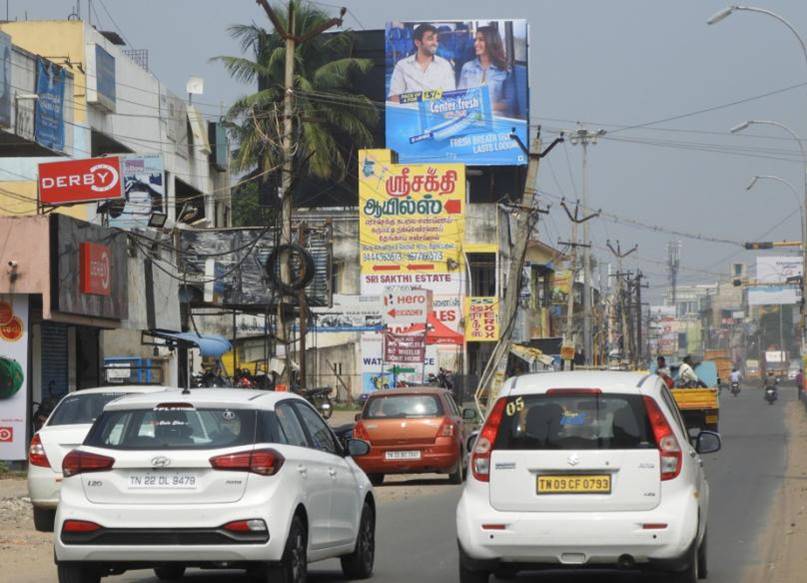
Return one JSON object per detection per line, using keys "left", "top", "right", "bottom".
{"left": 352, "top": 387, "right": 472, "bottom": 486}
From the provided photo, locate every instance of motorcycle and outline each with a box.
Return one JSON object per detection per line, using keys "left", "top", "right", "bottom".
{"left": 302, "top": 386, "right": 334, "bottom": 419}
{"left": 764, "top": 385, "right": 778, "bottom": 405}
{"left": 730, "top": 382, "right": 740, "bottom": 397}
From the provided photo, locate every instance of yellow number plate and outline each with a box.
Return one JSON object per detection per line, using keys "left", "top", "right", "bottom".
{"left": 537, "top": 474, "right": 611, "bottom": 494}
{"left": 705, "top": 414, "right": 718, "bottom": 425}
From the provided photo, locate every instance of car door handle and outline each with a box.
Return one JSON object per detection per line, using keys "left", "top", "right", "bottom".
{"left": 328, "top": 468, "right": 337, "bottom": 478}
{"left": 297, "top": 465, "right": 308, "bottom": 477}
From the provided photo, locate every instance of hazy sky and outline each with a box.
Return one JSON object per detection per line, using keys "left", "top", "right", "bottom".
{"left": 21, "top": 0, "right": 807, "bottom": 301}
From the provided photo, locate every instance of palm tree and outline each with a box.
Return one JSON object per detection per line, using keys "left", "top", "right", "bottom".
{"left": 213, "top": 1, "right": 379, "bottom": 184}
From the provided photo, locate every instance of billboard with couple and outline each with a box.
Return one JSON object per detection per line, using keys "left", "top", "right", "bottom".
{"left": 385, "top": 19, "right": 529, "bottom": 166}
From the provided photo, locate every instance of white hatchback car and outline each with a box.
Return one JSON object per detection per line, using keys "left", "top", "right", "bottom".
{"left": 457, "top": 371, "right": 721, "bottom": 582}
{"left": 28, "top": 386, "right": 169, "bottom": 532}
{"left": 54, "top": 389, "right": 375, "bottom": 583}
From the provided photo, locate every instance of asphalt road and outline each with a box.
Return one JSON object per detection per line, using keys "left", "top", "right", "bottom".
{"left": 111, "top": 382, "right": 791, "bottom": 583}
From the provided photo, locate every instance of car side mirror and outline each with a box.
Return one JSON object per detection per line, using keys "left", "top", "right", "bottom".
{"left": 462, "top": 408, "right": 477, "bottom": 421}
{"left": 354, "top": 412, "right": 361, "bottom": 422}
{"left": 696, "top": 430, "right": 721, "bottom": 455}
{"left": 346, "top": 438, "right": 370, "bottom": 457}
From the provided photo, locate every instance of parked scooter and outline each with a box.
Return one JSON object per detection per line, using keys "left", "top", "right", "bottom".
{"left": 764, "top": 385, "right": 778, "bottom": 405}
{"left": 730, "top": 382, "right": 741, "bottom": 397}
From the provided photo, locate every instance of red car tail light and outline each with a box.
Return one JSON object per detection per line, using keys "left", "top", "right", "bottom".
{"left": 62, "top": 520, "right": 102, "bottom": 533}
{"left": 223, "top": 519, "right": 267, "bottom": 533}
{"left": 210, "top": 448, "right": 285, "bottom": 476}
{"left": 439, "top": 418, "right": 456, "bottom": 437}
{"left": 62, "top": 450, "right": 115, "bottom": 478}
{"left": 643, "top": 396, "right": 683, "bottom": 481}
{"left": 353, "top": 421, "right": 370, "bottom": 441}
{"left": 471, "top": 398, "right": 508, "bottom": 483}
{"left": 28, "top": 434, "right": 51, "bottom": 468}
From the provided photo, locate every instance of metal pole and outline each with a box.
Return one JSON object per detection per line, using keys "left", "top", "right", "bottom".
{"left": 564, "top": 220, "right": 578, "bottom": 369}
{"left": 582, "top": 140, "right": 592, "bottom": 365}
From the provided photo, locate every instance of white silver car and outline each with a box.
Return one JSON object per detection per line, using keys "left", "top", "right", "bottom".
{"left": 28, "top": 386, "right": 169, "bottom": 532}
{"left": 457, "top": 371, "right": 721, "bottom": 582}
{"left": 54, "top": 389, "right": 375, "bottom": 583}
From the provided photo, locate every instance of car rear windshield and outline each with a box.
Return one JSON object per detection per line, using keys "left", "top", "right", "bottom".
{"left": 48, "top": 393, "right": 128, "bottom": 426}
{"left": 493, "top": 393, "right": 656, "bottom": 450}
{"left": 84, "top": 408, "right": 262, "bottom": 450}
{"left": 364, "top": 394, "right": 444, "bottom": 419}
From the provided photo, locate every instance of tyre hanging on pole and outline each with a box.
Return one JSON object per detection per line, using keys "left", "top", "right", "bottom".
{"left": 265, "top": 243, "right": 316, "bottom": 295}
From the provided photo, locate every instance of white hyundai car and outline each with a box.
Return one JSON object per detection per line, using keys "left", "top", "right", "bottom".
{"left": 54, "top": 389, "right": 375, "bottom": 583}
{"left": 457, "top": 371, "right": 721, "bottom": 582}
{"left": 28, "top": 386, "right": 169, "bottom": 532}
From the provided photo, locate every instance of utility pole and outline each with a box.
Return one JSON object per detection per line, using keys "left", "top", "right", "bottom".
{"left": 559, "top": 201, "right": 599, "bottom": 369}
{"left": 634, "top": 270, "right": 648, "bottom": 369}
{"left": 606, "top": 240, "right": 636, "bottom": 368}
{"left": 475, "top": 128, "right": 562, "bottom": 414}
{"left": 566, "top": 125, "right": 606, "bottom": 365}
{"left": 256, "top": 0, "right": 344, "bottom": 385}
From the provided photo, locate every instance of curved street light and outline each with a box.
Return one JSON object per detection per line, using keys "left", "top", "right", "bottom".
{"left": 710, "top": 5, "right": 807, "bottom": 351}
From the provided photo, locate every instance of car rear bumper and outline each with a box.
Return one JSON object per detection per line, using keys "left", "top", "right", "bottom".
{"left": 27, "top": 464, "right": 61, "bottom": 508}
{"left": 457, "top": 484, "right": 699, "bottom": 568}
{"left": 357, "top": 442, "right": 460, "bottom": 474}
{"left": 54, "top": 501, "right": 290, "bottom": 563}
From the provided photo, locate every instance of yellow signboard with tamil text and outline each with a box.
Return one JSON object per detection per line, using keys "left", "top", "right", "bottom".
{"left": 359, "top": 149, "right": 465, "bottom": 275}
{"left": 465, "top": 296, "right": 500, "bottom": 342}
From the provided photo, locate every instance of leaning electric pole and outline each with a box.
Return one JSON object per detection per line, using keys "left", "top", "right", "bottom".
{"left": 566, "top": 125, "right": 606, "bottom": 365}
{"left": 256, "top": 0, "right": 345, "bottom": 384}
{"left": 607, "top": 240, "right": 637, "bottom": 367}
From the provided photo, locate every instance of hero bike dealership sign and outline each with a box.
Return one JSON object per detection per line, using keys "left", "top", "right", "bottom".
{"left": 38, "top": 156, "right": 123, "bottom": 206}
{"left": 80, "top": 242, "right": 112, "bottom": 296}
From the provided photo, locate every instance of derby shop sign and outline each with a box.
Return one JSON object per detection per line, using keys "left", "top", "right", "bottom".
{"left": 38, "top": 156, "right": 123, "bottom": 206}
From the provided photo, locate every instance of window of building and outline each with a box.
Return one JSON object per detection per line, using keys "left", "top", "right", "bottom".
{"left": 468, "top": 253, "right": 496, "bottom": 297}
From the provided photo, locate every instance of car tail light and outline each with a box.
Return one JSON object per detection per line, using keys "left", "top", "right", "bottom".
{"left": 471, "top": 398, "right": 508, "bottom": 483}
{"left": 643, "top": 396, "right": 682, "bottom": 481}
{"left": 210, "top": 448, "right": 285, "bottom": 476}
{"left": 62, "top": 520, "right": 102, "bottom": 533}
{"left": 62, "top": 450, "right": 115, "bottom": 478}
{"left": 223, "top": 519, "right": 267, "bottom": 533}
{"left": 439, "top": 418, "right": 456, "bottom": 437}
{"left": 353, "top": 421, "right": 370, "bottom": 441}
{"left": 28, "top": 434, "right": 51, "bottom": 468}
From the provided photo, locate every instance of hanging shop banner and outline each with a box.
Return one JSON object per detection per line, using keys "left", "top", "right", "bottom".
{"left": 359, "top": 149, "right": 464, "bottom": 274}
{"left": 109, "top": 154, "right": 165, "bottom": 229}
{"left": 89, "top": 44, "right": 117, "bottom": 111}
{"left": 551, "top": 270, "right": 572, "bottom": 303}
{"left": 0, "top": 32, "right": 11, "bottom": 128}
{"left": 39, "top": 156, "right": 123, "bottom": 206}
{"left": 465, "top": 296, "right": 500, "bottom": 342}
{"left": 0, "top": 295, "right": 29, "bottom": 460}
{"left": 35, "top": 58, "right": 66, "bottom": 152}
{"left": 361, "top": 271, "right": 463, "bottom": 296}
{"left": 384, "top": 330, "right": 427, "bottom": 363}
{"left": 385, "top": 20, "right": 529, "bottom": 166}
{"left": 310, "top": 295, "right": 383, "bottom": 332}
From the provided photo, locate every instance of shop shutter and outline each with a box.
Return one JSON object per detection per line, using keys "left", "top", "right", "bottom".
{"left": 41, "top": 323, "right": 68, "bottom": 397}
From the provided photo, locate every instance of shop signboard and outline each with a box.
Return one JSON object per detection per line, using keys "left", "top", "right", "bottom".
{"left": 384, "top": 330, "right": 427, "bottom": 363}
{"left": 0, "top": 295, "right": 28, "bottom": 460}
{"left": 383, "top": 286, "right": 432, "bottom": 330}
{"left": 91, "top": 44, "right": 116, "bottom": 111}
{"left": 465, "top": 296, "right": 499, "bottom": 342}
{"left": 756, "top": 256, "right": 803, "bottom": 283}
{"left": 359, "top": 149, "right": 465, "bottom": 275}
{"left": 747, "top": 285, "right": 801, "bottom": 306}
{"left": 35, "top": 58, "right": 66, "bottom": 152}
{"left": 80, "top": 242, "right": 112, "bottom": 296}
{"left": 385, "top": 19, "right": 529, "bottom": 166}
{"left": 38, "top": 156, "right": 123, "bottom": 206}
{"left": 109, "top": 154, "right": 165, "bottom": 229}
{"left": 53, "top": 215, "right": 128, "bottom": 320}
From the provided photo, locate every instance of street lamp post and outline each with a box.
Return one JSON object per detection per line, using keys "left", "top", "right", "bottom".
{"left": 711, "top": 4, "right": 807, "bottom": 356}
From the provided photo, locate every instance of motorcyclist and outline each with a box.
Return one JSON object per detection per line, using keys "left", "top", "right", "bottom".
{"left": 729, "top": 368, "right": 742, "bottom": 385}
